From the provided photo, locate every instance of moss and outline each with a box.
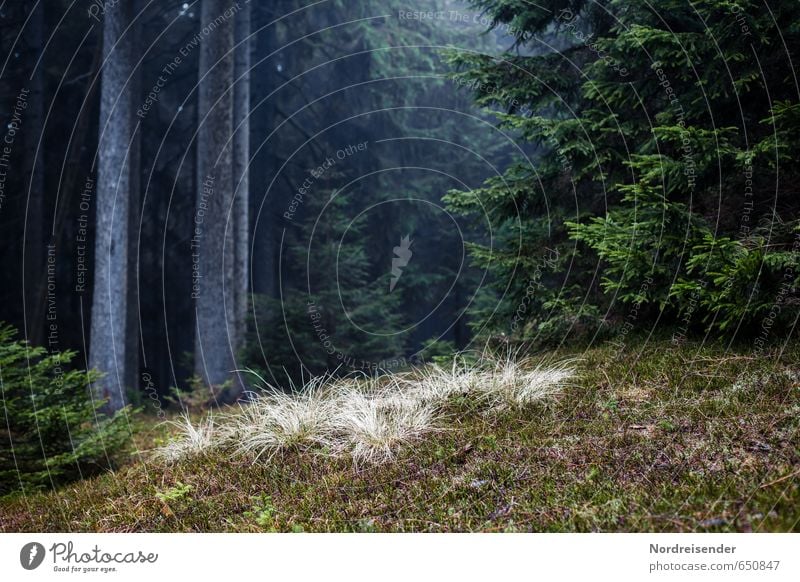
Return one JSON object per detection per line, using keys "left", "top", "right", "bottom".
{"left": 1, "top": 340, "right": 797, "bottom": 532}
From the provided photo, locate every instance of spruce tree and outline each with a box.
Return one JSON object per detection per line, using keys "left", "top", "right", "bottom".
{"left": 0, "top": 324, "right": 129, "bottom": 495}
{"left": 445, "top": 0, "right": 800, "bottom": 341}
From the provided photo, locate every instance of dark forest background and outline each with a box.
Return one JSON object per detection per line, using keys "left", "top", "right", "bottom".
{"left": 0, "top": 1, "right": 522, "bottom": 408}
{"left": 0, "top": 0, "right": 797, "bottom": 425}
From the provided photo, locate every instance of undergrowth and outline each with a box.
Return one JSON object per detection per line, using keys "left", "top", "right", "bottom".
{"left": 1, "top": 342, "right": 798, "bottom": 533}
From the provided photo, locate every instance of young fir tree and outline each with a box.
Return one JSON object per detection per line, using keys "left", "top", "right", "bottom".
{"left": 0, "top": 324, "right": 129, "bottom": 495}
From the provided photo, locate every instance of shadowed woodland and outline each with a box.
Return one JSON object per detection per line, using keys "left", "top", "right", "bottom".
{"left": 0, "top": 1, "right": 798, "bottom": 532}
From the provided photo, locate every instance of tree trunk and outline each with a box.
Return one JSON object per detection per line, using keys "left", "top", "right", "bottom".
{"left": 233, "top": 2, "right": 250, "bottom": 363}
{"left": 251, "top": 1, "right": 280, "bottom": 301}
{"left": 29, "top": 29, "right": 103, "bottom": 354}
{"left": 126, "top": 19, "right": 142, "bottom": 397}
{"left": 89, "top": 3, "right": 138, "bottom": 412}
{"left": 194, "top": 0, "right": 236, "bottom": 389}
{"left": 23, "top": 1, "right": 46, "bottom": 346}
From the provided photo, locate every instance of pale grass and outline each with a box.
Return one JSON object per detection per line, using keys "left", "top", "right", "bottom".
{"left": 411, "top": 352, "right": 576, "bottom": 410}
{"left": 409, "top": 358, "right": 481, "bottom": 404}
{"left": 154, "top": 355, "right": 575, "bottom": 465}
{"left": 327, "top": 379, "right": 441, "bottom": 464}
{"left": 479, "top": 356, "right": 576, "bottom": 410}
{"left": 152, "top": 413, "right": 216, "bottom": 462}
{"left": 227, "top": 376, "right": 338, "bottom": 462}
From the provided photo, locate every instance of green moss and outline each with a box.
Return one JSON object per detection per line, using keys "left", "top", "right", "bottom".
{"left": 1, "top": 341, "right": 797, "bottom": 532}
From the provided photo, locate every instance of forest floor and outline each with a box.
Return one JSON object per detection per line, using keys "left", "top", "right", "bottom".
{"left": 1, "top": 340, "right": 799, "bottom": 532}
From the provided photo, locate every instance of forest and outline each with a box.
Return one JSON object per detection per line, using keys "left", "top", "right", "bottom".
{"left": 0, "top": 0, "right": 798, "bottom": 533}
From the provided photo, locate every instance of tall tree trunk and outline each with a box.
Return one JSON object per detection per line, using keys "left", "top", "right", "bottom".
{"left": 23, "top": 1, "right": 46, "bottom": 346}
{"left": 251, "top": 1, "right": 280, "bottom": 301}
{"left": 29, "top": 31, "right": 103, "bottom": 352}
{"left": 233, "top": 3, "right": 250, "bottom": 363}
{"left": 90, "top": 3, "right": 138, "bottom": 412}
{"left": 194, "top": 0, "right": 235, "bottom": 389}
{"left": 126, "top": 20, "right": 142, "bottom": 397}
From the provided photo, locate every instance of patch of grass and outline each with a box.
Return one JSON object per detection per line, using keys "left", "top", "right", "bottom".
{"left": 330, "top": 387, "right": 441, "bottom": 465}
{"left": 150, "top": 353, "right": 571, "bottom": 466}
{"left": 1, "top": 341, "right": 798, "bottom": 532}
{"left": 151, "top": 414, "right": 216, "bottom": 462}
{"left": 226, "top": 378, "right": 336, "bottom": 461}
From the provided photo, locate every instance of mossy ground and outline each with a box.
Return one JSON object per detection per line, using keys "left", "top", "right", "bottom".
{"left": 2, "top": 341, "right": 798, "bottom": 532}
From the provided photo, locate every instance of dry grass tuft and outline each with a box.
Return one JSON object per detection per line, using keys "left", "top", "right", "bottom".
{"left": 226, "top": 377, "right": 338, "bottom": 462}
{"left": 411, "top": 352, "right": 576, "bottom": 410}
{"left": 153, "top": 355, "right": 574, "bottom": 465}
{"left": 479, "top": 356, "right": 576, "bottom": 410}
{"left": 151, "top": 413, "right": 216, "bottom": 462}
{"left": 328, "top": 382, "right": 441, "bottom": 464}
{"left": 410, "top": 358, "right": 481, "bottom": 404}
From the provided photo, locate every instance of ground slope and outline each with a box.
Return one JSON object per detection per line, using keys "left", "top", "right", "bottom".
{"left": 1, "top": 342, "right": 798, "bottom": 532}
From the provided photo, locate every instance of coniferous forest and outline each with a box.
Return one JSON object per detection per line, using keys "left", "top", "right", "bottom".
{"left": 0, "top": 0, "right": 799, "bottom": 538}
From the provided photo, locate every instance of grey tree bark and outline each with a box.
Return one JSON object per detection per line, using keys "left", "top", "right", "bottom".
{"left": 89, "top": 3, "right": 138, "bottom": 412}
{"left": 194, "top": 0, "right": 236, "bottom": 389}
{"left": 233, "top": 3, "right": 250, "bottom": 359}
